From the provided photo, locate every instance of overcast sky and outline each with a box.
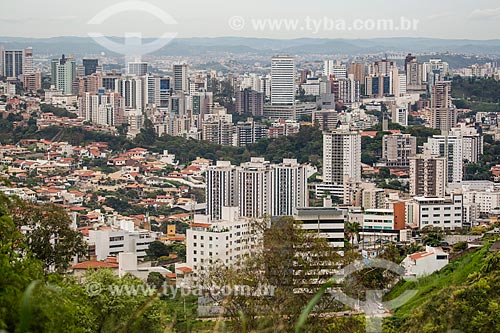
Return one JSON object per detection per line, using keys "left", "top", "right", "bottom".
{"left": 1, "top": 0, "right": 500, "bottom": 39}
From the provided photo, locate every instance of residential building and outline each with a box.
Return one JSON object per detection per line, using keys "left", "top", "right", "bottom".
{"left": 88, "top": 225, "right": 158, "bottom": 261}
{"left": 186, "top": 207, "right": 264, "bottom": 278}
{"left": 320, "top": 127, "right": 361, "bottom": 202}
{"left": 233, "top": 119, "right": 268, "bottom": 147}
{"left": 409, "top": 152, "right": 447, "bottom": 198}
{"left": 235, "top": 89, "right": 264, "bottom": 116}
{"left": 430, "top": 81, "right": 457, "bottom": 132}
{"left": 313, "top": 110, "right": 339, "bottom": 131}
{"left": 206, "top": 161, "right": 238, "bottom": 220}
{"left": 402, "top": 246, "right": 449, "bottom": 278}
{"left": 382, "top": 133, "right": 417, "bottom": 168}
{"left": 206, "top": 158, "right": 309, "bottom": 220}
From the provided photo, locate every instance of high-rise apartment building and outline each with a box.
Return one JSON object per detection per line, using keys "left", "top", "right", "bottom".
{"left": 405, "top": 56, "right": 424, "bottom": 91}
{"left": 235, "top": 88, "right": 264, "bottom": 116}
{"left": 409, "top": 152, "right": 447, "bottom": 197}
{"left": 323, "top": 60, "right": 347, "bottom": 79}
{"left": 430, "top": 81, "right": 457, "bottom": 132}
{"left": 116, "top": 77, "right": 144, "bottom": 112}
{"left": 79, "top": 90, "right": 124, "bottom": 126}
{"left": 206, "top": 161, "right": 239, "bottom": 220}
{"left": 271, "top": 55, "right": 295, "bottom": 106}
{"left": 319, "top": 128, "right": 361, "bottom": 201}
{"left": 349, "top": 62, "right": 365, "bottom": 82}
{"left": 206, "top": 158, "right": 309, "bottom": 220}
{"left": 424, "top": 135, "right": 463, "bottom": 185}
{"left": 382, "top": 133, "right": 417, "bottom": 168}
{"left": 270, "top": 158, "right": 308, "bottom": 216}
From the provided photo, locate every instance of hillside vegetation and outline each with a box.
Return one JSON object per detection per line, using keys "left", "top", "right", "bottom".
{"left": 384, "top": 237, "right": 500, "bottom": 333}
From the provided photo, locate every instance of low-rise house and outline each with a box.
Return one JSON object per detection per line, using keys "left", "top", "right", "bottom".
{"left": 402, "top": 246, "right": 449, "bottom": 278}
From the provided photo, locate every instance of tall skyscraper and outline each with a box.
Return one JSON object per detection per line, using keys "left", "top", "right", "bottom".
{"left": 271, "top": 55, "right": 295, "bottom": 106}
{"left": 206, "top": 161, "right": 239, "bottom": 220}
{"left": 83, "top": 59, "right": 99, "bottom": 76}
{"left": 270, "top": 158, "right": 308, "bottom": 216}
{"left": 173, "top": 63, "right": 188, "bottom": 93}
{"left": 406, "top": 56, "right": 424, "bottom": 91}
{"left": 51, "top": 54, "right": 76, "bottom": 95}
{"left": 431, "top": 81, "right": 457, "bottom": 132}
{"left": 1, "top": 47, "right": 33, "bottom": 79}
{"left": 320, "top": 128, "right": 362, "bottom": 201}
{"left": 128, "top": 62, "right": 148, "bottom": 76}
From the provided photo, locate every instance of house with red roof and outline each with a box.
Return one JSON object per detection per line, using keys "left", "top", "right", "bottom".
{"left": 401, "top": 246, "right": 449, "bottom": 278}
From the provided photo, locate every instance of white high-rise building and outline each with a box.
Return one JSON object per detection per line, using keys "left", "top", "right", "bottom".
{"left": 186, "top": 207, "right": 264, "bottom": 278}
{"left": 424, "top": 135, "right": 463, "bottom": 185}
{"left": 271, "top": 55, "right": 295, "bottom": 106}
{"left": 206, "top": 158, "right": 308, "bottom": 220}
{"left": 270, "top": 158, "right": 309, "bottom": 217}
{"left": 116, "top": 77, "right": 144, "bottom": 112}
{"left": 323, "top": 60, "right": 347, "bottom": 79}
{"left": 319, "top": 127, "right": 361, "bottom": 201}
{"left": 391, "top": 106, "right": 409, "bottom": 126}
{"left": 79, "top": 91, "right": 123, "bottom": 126}
{"left": 206, "top": 161, "right": 238, "bottom": 220}
{"left": 238, "top": 158, "right": 271, "bottom": 218}
{"left": 450, "top": 125, "right": 483, "bottom": 163}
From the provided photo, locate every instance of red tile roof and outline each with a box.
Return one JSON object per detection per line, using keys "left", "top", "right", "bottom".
{"left": 72, "top": 261, "right": 119, "bottom": 269}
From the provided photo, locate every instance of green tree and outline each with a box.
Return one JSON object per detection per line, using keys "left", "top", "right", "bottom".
{"left": 146, "top": 241, "right": 170, "bottom": 259}
{"left": 421, "top": 226, "right": 445, "bottom": 247}
{"left": 8, "top": 199, "right": 87, "bottom": 272}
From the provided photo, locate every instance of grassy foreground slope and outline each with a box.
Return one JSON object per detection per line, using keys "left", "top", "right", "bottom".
{"left": 384, "top": 237, "right": 500, "bottom": 333}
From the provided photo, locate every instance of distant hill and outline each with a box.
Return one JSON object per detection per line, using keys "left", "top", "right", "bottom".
{"left": 2, "top": 36, "right": 500, "bottom": 58}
